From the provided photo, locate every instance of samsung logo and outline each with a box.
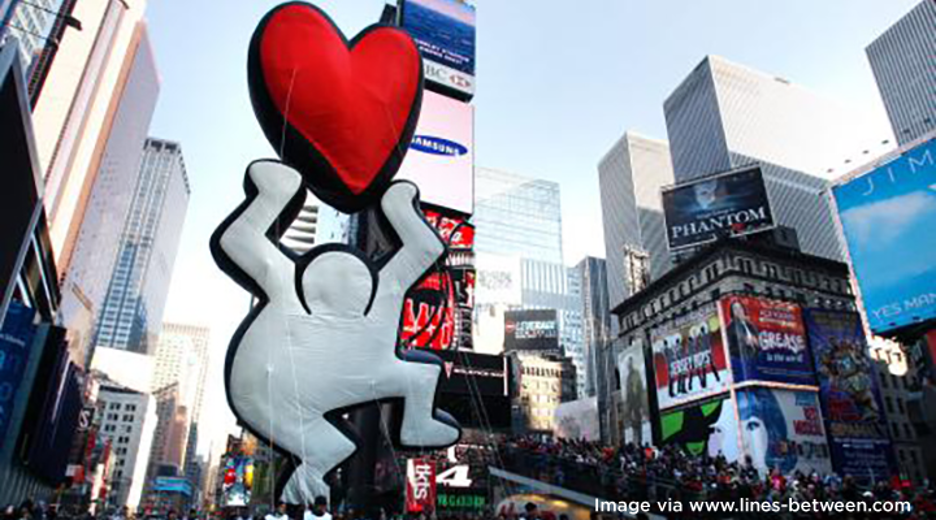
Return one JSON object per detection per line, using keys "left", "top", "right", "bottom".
{"left": 411, "top": 135, "right": 468, "bottom": 157}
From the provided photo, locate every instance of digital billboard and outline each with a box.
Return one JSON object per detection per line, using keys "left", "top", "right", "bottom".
{"left": 832, "top": 137, "right": 936, "bottom": 335}
{"left": 719, "top": 296, "right": 815, "bottom": 385}
{"left": 804, "top": 309, "right": 896, "bottom": 480}
{"left": 396, "top": 89, "right": 474, "bottom": 215}
{"left": 662, "top": 166, "right": 775, "bottom": 251}
{"left": 504, "top": 310, "right": 559, "bottom": 352}
{"left": 659, "top": 394, "right": 739, "bottom": 462}
{"left": 401, "top": 266, "right": 473, "bottom": 351}
{"left": 736, "top": 387, "right": 832, "bottom": 476}
{"left": 0, "top": 301, "right": 36, "bottom": 445}
{"left": 651, "top": 305, "right": 730, "bottom": 410}
{"left": 222, "top": 453, "right": 254, "bottom": 507}
{"left": 399, "top": 0, "right": 476, "bottom": 99}
{"left": 423, "top": 208, "right": 475, "bottom": 250}
{"left": 617, "top": 341, "right": 650, "bottom": 446}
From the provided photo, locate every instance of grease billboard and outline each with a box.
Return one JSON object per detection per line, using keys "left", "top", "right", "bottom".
{"left": 651, "top": 305, "right": 730, "bottom": 410}
{"left": 662, "top": 167, "right": 775, "bottom": 251}
{"left": 832, "top": 137, "right": 936, "bottom": 335}
{"left": 737, "top": 388, "right": 832, "bottom": 476}
{"left": 804, "top": 309, "right": 896, "bottom": 480}
{"left": 720, "top": 296, "right": 815, "bottom": 385}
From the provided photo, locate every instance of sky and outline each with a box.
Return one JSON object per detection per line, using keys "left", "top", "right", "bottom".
{"left": 143, "top": 0, "right": 921, "bottom": 456}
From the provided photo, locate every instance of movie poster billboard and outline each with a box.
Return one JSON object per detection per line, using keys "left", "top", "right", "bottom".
{"left": 504, "top": 310, "right": 559, "bottom": 352}
{"left": 804, "top": 309, "right": 896, "bottom": 480}
{"left": 617, "top": 341, "right": 650, "bottom": 446}
{"left": 737, "top": 388, "right": 832, "bottom": 476}
{"left": 554, "top": 396, "right": 600, "bottom": 441}
{"left": 659, "top": 394, "right": 739, "bottom": 462}
{"left": 719, "top": 296, "right": 815, "bottom": 385}
{"left": 399, "top": 0, "right": 476, "bottom": 99}
{"left": 832, "top": 137, "right": 936, "bottom": 335}
{"left": 662, "top": 166, "right": 775, "bottom": 251}
{"left": 651, "top": 306, "right": 730, "bottom": 410}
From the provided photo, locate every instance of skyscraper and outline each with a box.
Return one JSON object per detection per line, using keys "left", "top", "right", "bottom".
{"left": 2, "top": 0, "right": 59, "bottom": 70}
{"left": 95, "top": 381, "right": 157, "bottom": 509}
{"left": 866, "top": 0, "right": 936, "bottom": 146}
{"left": 575, "top": 257, "right": 610, "bottom": 398}
{"left": 663, "top": 55, "right": 892, "bottom": 261}
{"left": 56, "top": 23, "right": 159, "bottom": 365}
{"left": 282, "top": 192, "right": 351, "bottom": 254}
{"left": 598, "top": 133, "right": 674, "bottom": 310}
{"left": 94, "top": 139, "right": 190, "bottom": 355}
{"left": 30, "top": 0, "right": 148, "bottom": 267}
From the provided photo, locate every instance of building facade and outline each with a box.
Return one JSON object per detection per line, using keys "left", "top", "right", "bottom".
{"left": 575, "top": 257, "right": 611, "bottom": 398}
{"left": 94, "top": 139, "right": 190, "bottom": 355}
{"left": 512, "top": 352, "right": 577, "bottom": 433}
{"left": 282, "top": 192, "right": 351, "bottom": 254}
{"left": 598, "top": 132, "right": 674, "bottom": 311}
{"left": 57, "top": 25, "right": 159, "bottom": 365}
{"left": 96, "top": 383, "right": 157, "bottom": 509}
{"left": 2, "top": 0, "right": 58, "bottom": 70}
{"left": 663, "top": 56, "right": 893, "bottom": 263}
{"left": 866, "top": 0, "right": 936, "bottom": 146}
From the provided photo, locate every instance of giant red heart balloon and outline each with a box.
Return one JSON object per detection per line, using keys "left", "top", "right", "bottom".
{"left": 248, "top": 2, "right": 424, "bottom": 213}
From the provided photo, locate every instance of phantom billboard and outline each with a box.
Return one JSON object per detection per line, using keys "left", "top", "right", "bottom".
{"left": 662, "top": 166, "right": 775, "bottom": 251}
{"left": 832, "top": 136, "right": 936, "bottom": 335}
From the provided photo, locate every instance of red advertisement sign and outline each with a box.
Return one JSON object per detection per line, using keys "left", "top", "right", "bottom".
{"left": 423, "top": 208, "right": 474, "bottom": 250}
{"left": 406, "top": 458, "right": 436, "bottom": 513}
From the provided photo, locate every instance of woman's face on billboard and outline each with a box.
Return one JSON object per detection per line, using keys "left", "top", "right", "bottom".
{"left": 743, "top": 416, "right": 769, "bottom": 471}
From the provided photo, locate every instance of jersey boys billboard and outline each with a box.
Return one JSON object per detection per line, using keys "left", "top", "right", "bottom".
{"left": 804, "top": 309, "right": 895, "bottom": 480}
{"left": 720, "top": 296, "right": 815, "bottom": 385}
{"left": 832, "top": 137, "right": 936, "bottom": 335}
{"left": 651, "top": 305, "right": 730, "bottom": 410}
{"left": 662, "top": 167, "right": 775, "bottom": 251}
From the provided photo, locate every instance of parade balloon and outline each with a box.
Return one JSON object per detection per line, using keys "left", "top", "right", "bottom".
{"left": 210, "top": 160, "right": 461, "bottom": 505}
{"left": 248, "top": 2, "right": 424, "bottom": 213}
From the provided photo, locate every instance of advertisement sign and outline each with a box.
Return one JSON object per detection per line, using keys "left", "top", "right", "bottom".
{"left": 719, "top": 296, "right": 815, "bottom": 385}
{"left": 475, "top": 254, "right": 522, "bottom": 308}
{"left": 435, "top": 350, "right": 511, "bottom": 429}
{"left": 832, "top": 137, "right": 936, "bottom": 335}
{"left": 406, "top": 458, "right": 437, "bottom": 513}
{"left": 0, "top": 301, "right": 36, "bottom": 446}
{"left": 222, "top": 454, "right": 254, "bottom": 507}
{"left": 737, "top": 388, "right": 832, "bottom": 476}
{"left": 554, "top": 396, "right": 599, "bottom": 441}
{"left": 504, "top": 310, "right": 559, "bottom": 352}
{"left": 659, "top": 394, "right": 739, "bottom": 462}
{"left": 399, "top": 0, "right": 476, "bottom": 99}
{"left": 651, "top": 306, "right": 730, "bottom": 410}
{"left": 662, "top": 166, "right": 775, "bottom": 251}
{"left": 804, "top": 309, "right": 896, "bottom": 480}
{"left": 617, "top": 342, "right": 649, "bottom": 446}
{"left": 423, "top": 208, "right": 475, "bottom": 250}
{"left": 396, "top": 91, "right": 474, "bottom": 215}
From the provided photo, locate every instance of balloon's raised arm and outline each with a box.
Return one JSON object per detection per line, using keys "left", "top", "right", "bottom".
{"left": 377, "top": 182, "right": 446, "bottom": 293}
{"left": 210, "top": 161, "right": 306, "bottom": 301}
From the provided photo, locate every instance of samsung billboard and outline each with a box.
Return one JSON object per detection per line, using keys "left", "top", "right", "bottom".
{"left": 832, "top": 136, "right": 936, "bottom": 335}
{"left": 662, "top": 167, "right": 775, "bottom": 251}
{"left": 399, "top": 0, "right": 476, "bottom": 100}
{"left": 396, "top": 91, "right": 474, "bottom": 215}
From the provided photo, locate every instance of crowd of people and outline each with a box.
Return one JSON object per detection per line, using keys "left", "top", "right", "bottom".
{"left": 503, "top": 435, "right": 936, "bottom": 519}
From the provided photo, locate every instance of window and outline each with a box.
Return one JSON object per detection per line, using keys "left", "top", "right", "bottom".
{"left": 903, "top": 423, "right": 913, "bottom": 440}
{"left": 897, "top": 399, "right": 905, "bottom": 414}
{"left": 885, "top": 397, "right": 894, "bottom": 414}
{"left": 891, "top": 423, "right": 900, "bottom": 439}
{"left": 122, "top": 414, "right": 134, "bottom": 422}
{"left": 880, "top": 372, "right": 889, "bottom": 388}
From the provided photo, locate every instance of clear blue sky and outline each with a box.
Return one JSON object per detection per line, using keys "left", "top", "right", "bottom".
{"left": 144, "top": 0, "right": 921, "bottom": 451}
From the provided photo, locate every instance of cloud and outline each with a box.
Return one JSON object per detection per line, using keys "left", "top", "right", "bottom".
{"left": 841, "top": 191, "right": 936, "bottom": 248}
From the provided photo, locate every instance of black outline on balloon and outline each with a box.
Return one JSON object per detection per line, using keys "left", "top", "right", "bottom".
{"left": 247, "top": 1, "right": 425, "bottom": 214}
{"left": 209, "top": 160, "right": 461, "bottom": 502}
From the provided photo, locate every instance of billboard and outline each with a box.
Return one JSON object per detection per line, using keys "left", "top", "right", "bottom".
{"left": 396, "top": 91, "right": 474, "bottom": 215}
{"left": 554, "top": 396, "right": 599, "bottom": 441}
{"left": 0, "top": 301, "right": 36, "bottom": 446}
{"left": 406, "top": 458, "right": 437, "bottom": 513}
{"left": 832, "top": 137, "right": 936, "bottom": 335}
{"left": 434, "top": 350, "right": 511, "bottom": 429}
{"left": 658, "top": 394, "right": 739, "bottom": 462}
{"left": 504, "top": 310, "right": 559, "bottom": 352}
{"left": 616, "top": 341, "right": 650, "bottom": 446}
{"left": 737, "top": 388, "right": 832, "bottom": 476}
{"left": 423, "top": 208, "right": 475, "bottom": 250}
{"left": 662, "top": 166, "right": 775, "bottom": 251}
{"left": 399, "top": 0, "right": 476, "bottom": 99}
{"left": 804, "top": 309, "right": 896, "bottom": 480}
{"left": 719, "top": 296, "right": 815, "bottom": 385}
{"left": 651, "top": 306, "right": 730, "bottom": 410}
{"left": 401, "top": 267, "right": 473, "bottom": 351}
{"left": 222, "top": 453, "right": 254, "bottom": 507}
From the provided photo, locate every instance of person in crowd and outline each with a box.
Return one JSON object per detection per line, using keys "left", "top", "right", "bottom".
{"left": 265, "top": 504, "right": 288, "bottom": 520}
{"left": 304, "top": 497, "right": 331, "bottom": 520}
